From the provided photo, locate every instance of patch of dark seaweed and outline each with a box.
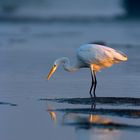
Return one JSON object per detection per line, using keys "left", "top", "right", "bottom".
{"left": 0, "top": 102, "right": 17, "bottom": 106}
{"left": 56, "top": 108, "right": 140, "bottom": 119}
{"left": 40, "top": 97, "right": 140, "bottom": 106}
{"left": 63, "top": 121, "right": 140, "bottom": 131}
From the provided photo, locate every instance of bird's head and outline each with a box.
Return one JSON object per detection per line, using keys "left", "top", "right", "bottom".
{"left": 47, "top": 57, "right": 71, "bottom": 80}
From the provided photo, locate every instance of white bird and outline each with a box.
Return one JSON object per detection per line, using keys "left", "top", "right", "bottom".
{"left": 47, "top": 42, "right": 128, "bottom": 100}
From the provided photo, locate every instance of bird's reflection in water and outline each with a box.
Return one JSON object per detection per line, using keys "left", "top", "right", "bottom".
{"left": 47, "top": 105, "right": 57, "bottom": 123}
{"left": 62, "top": 112, "right": 114, "bottom": 131}
{"left": 47, "top": 103, "right": 113, "bottom": 130}
{"left": 47, "top": 103, "right": 140, "bottom": 131}
{"left": 47, "top": 104, "right": 122, "bottom": 140}
{"left": 89, "top": 114, "right": 112, "bottom": 124}
{"left": 89, "top": 103, "right": 112, "bottom": 125}
{"left": 61, "top": 104, "right": 122, "bottom": 140}
{"left": 46, "top": 100, "right": 140, "bottom": 140}
{"left": 63, "top": 113, "right": 121, "bottom": 140}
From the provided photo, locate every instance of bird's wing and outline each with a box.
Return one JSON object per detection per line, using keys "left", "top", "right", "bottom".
{"left": 77, "top": 44, "right": 102, "bottom": 65}
{"left": 77, "top": 44, "right": 127, "bottom": 69}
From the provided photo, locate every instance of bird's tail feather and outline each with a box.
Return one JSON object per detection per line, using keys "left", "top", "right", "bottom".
{"left": 114, "top": 50, "right": 128, "bottom": 61}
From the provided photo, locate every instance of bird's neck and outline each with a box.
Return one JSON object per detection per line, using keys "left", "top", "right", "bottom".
{"left": 57, "top": 57, "right": 80, "bottom": 72}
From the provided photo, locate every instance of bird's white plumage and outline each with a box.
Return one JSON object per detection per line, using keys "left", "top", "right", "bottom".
{"left": 77, "top": 44, "right": 127, "bottom": 71}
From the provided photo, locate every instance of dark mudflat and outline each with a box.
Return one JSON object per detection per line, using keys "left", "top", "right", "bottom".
{"left": 40, "top": 97, "right": 140, "bottom": 106}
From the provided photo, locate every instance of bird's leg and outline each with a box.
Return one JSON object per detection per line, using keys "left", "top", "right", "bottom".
{"left": 89, "top": 70, "right": 94, "bottom": 98}
{"left": 89, "top": 69, "right": 97, "bottom": 107}
{"left": 93, "top": 71, "right": 97, "bottom": 100}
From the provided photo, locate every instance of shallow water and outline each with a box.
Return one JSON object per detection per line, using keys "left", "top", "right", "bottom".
{"left": 0, "top": 0, "right": 140, "bottom": 140}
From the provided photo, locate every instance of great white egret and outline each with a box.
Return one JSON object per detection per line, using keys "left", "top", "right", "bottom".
{"left": 47, "top": 42, "right": 128, "bottom": 99}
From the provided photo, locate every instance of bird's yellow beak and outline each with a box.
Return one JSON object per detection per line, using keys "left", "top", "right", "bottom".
{"left": 47, "top": 65, "right": 57, "bottom": 80}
